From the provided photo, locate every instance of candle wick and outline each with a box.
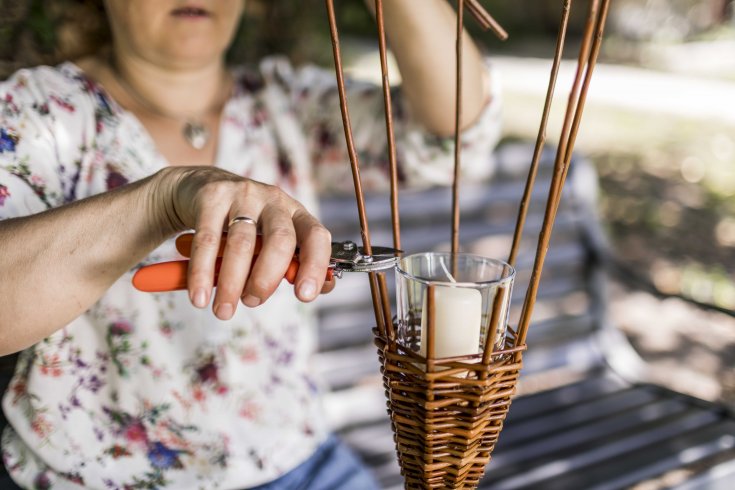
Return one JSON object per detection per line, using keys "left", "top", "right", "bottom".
{"left": 439, "top": 257, "right": 458, "bottom": 283}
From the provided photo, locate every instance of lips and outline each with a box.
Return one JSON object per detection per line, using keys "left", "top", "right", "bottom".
{"left": 171, "top": 6, "right": 211, "bottom": 18}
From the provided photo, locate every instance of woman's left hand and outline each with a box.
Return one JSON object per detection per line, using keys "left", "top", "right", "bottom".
{"left": 153, "top": 166, "right": 335, "bottom": 320}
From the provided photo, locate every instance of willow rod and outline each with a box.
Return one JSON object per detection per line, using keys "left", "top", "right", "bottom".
{"left": 481, "top": 289, "right": 505, "bottom": 365}
{"left": 377, "top": 273, "right": 394, "bottom": 339}
{"left": 563, "top": 0, "right": 612, "bottom": 169}
{"left": 515, "top": 0, "right": 600, "bottom": 343}
{"left": 516, "top": 0, "right": 610, "bottom": 347}
{"left": 426, "top": 285, "right": 436, "bottom": 373}
{"left": 507, "top": 0, "right": 572, "bottom": 267}
{"left": 549, "top": 0, "right": 611, "bottom": 235}
{"left": 451, "top": 0, "right": 465, "bottom": 257}
{"left": 550, "top": 0, "right": 601, "bottom": 202}
{"left": 516, "top": 0, "right": 601, "bottom": 346}
{"left": 425, "top": 284, "right": 436, "bottom": 469}
{"left": 325, "top": 0, "right": 387, "bottom": 335}
{"left": 445, "top": 0, "right": 508, "bottom": 255}
{"left": 548, "top": 0, "right": 608, "bottom": 234}
{"left": 466, "top": 0, "right": 508, "bottom": 40}
{"left": 374, "top": 0, "right": 401, "bottom": 252}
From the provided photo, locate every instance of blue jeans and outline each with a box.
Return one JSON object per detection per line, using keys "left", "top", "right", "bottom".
{"left": 248, "top": 435, "right": 380, "bottom": 490}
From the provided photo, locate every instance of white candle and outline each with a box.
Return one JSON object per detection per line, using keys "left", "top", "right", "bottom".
{"left": 419, "top": 286, "right": 482, "bottom": 359}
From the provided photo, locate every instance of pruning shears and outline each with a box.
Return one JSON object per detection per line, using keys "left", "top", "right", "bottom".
{"left": 132, "top": 231, "right": 401, "bottom": 293}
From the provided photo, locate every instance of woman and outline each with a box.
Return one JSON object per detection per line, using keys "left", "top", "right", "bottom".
{"left": 0, "top": 0, "right": 500, "bottom": 488}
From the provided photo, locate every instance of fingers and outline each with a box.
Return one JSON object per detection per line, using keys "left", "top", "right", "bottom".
{"left": 241, "top": 199, "right": 298, "bottom": 308}
{"left": 292, "top": 209, "right": 332, "bottom": 302}
{"left": 187, "top": 198, "right": 231, "bottom": 310}
{"left": 211, "top": 212, "right": 260, "bottom": 320}
{"left": 321, "top": 278, "right": 337, "bottom": 295}
{"left": 172, "top": 168, "right": 334, "bottom": 317}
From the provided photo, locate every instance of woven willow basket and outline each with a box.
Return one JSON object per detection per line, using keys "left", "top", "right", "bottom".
{"left": 324, "top": 0, "right": 612, "bottom": 487}
{"left": 374, "top": 325, "right": 525, "bottom": 489}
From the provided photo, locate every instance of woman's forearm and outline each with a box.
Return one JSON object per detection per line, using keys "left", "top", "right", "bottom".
{"left": 0, "top": 174, "right": 169, "bottom": 355}
{"left": 0, "top": 166, "right": 335, "bottom": 355}
{"left": 375, "top": 0, "right": 489, "bottom": 136}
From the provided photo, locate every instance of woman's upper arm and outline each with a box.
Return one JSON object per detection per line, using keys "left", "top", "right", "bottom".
{"left": 287, "top": 58, "right": 502, "bottom": 194}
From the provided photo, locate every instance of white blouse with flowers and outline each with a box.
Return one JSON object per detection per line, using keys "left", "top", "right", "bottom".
{"left": 0, "top": 58, "right": 501, "bottom": 489}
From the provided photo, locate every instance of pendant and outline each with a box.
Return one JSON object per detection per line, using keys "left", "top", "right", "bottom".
{"left": 183, "top": 121, "right": 209, "bottom": 150}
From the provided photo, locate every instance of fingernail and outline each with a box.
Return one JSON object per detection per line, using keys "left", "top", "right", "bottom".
{"left": 215, "top": 303, "right": 234, "bottom": 320}
{"left": 192, "top": 288, "right": 208, "bottom": 308}
{"left": 242, "top": 295, "right": 261, "bottom": 308}
{"left": 298, "top": 279, "right": 317, "bottom": 301}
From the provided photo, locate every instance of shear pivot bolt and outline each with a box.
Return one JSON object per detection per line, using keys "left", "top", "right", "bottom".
{"left": 343, "top": 241, "right": 356, "bottom": 251}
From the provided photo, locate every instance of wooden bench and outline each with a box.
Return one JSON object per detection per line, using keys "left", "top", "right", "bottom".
{"left": 315, "top": 142, "right": 735, "bottom": 489}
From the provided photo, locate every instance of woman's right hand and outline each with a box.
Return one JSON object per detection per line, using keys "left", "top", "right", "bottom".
{"left": 151, "top": 167, "right": 334, "bottom": 320}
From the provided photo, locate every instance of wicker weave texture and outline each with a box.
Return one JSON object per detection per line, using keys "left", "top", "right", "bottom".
{"left": 375, "top": 326, "right": 525, "bottom": 489}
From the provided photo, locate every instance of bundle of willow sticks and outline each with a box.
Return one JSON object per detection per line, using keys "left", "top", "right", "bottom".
{"left": 324, "top": 1, "right": 612, "bottom": 487}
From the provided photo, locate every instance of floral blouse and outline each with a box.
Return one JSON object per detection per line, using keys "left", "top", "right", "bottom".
{"left": 0, "top": 58, "right": 501, "bottom": 489}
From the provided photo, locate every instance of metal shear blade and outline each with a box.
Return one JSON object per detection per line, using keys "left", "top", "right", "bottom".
{"left": 330, "top": 241, "right": 401, "bottom": 276}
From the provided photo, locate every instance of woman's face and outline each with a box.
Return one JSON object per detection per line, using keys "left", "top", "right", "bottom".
{"left": 104, "top": 0, "right": 245, "bottom": 68}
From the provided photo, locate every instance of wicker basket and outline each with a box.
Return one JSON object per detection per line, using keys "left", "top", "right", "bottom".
{"left": 374, "top": 325, "right": 526, "bottom": 489}
{"left": 324, "top": 0, "right": 612, "bottom": 487}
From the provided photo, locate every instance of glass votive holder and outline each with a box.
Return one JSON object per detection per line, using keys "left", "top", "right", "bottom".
{"left": 395, "top": 252, "right": 515, "bottom": 362}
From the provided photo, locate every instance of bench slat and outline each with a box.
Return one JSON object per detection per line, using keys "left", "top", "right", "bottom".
{"left": 497, "top": 386, "right": 665, "bottom": 449}
{"left": 525, "top": 421, "right": 735, "bottom": 490}
{"left": 484, "top": 408, "right": 721, "bottom": 488}
{"left": 494, "top": 398, "right": 691, "bottom": 470}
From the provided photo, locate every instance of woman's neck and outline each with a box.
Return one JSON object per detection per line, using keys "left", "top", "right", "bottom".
{"left": 109, "top": 48, "right": 230, "bottom": 119}
{"left": 74, "top": 49, "right": 232, "bottom": 166}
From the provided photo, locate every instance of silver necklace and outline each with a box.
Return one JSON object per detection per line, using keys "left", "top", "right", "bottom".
{"left": 111, "top": 59, "right": 230, "bottom": 150}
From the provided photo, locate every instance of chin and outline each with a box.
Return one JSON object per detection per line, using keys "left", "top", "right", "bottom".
{"left": 158, "top": 42, "right": 229, "bottom": 68}
{"left": 163, "top": 54, "right": 226, "bottom": 70}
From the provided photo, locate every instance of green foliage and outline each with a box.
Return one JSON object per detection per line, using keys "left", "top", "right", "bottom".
{"left": 0, "top": 26, "right": 13, "bottom": 54}
{"left": 27, "top": 0, "right": 56, "bottom": 52}
{"left": 229, "top": 0, "right": 377, "bottom": 65}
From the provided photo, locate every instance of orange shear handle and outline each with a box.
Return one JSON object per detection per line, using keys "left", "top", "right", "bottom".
{"left": 132, "top": 233, "right": 324, "bottom": 293}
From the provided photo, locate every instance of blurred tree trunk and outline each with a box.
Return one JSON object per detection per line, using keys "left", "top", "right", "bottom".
{"left": 0, "top": 0, "right": 34, "bottom": 76}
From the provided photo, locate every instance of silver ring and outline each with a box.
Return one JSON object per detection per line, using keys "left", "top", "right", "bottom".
{"left": 228, "top": 216, "right": 258, "bottom": 229}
